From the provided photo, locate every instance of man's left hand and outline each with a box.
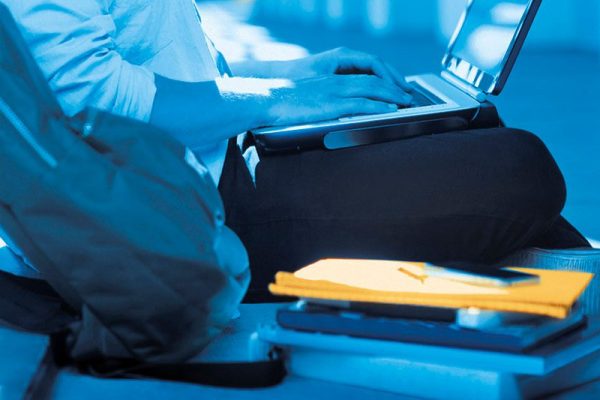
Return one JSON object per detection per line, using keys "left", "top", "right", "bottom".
{"left": 276, "top": 47, "right": 413, "bottom": 93}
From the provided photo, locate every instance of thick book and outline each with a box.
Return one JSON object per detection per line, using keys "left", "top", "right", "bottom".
{"left": 258, "top": 320, "right": 600, "bottom": 399}
{"left": 276, "top": 302, "right": 586, "bottom": 353}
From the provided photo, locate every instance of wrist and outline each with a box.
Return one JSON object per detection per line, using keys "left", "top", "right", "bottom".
{"left": 229, "top": 60, "right": 279, "bottom": 79}
{"left": 216, "top": 77, "right": 287, "bottom": 129}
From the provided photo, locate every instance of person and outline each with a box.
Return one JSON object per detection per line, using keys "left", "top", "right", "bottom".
{"left": 2, "top": 0, "right": 589, "bottom": 300}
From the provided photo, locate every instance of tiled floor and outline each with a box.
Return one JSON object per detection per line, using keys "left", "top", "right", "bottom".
{"left": 201, "top": 2, "right": 600, "bottom": 241}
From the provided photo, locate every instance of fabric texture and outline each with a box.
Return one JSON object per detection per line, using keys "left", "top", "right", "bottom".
{"left": 218, "top": 131, "right": 590, "bottom": 301}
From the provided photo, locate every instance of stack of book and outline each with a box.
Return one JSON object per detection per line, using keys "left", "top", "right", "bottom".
{"left": 268, "top": 259, "right": 593, "bottom": 352}
{"left": 259, "top": 259, "right": 600, "bottom": 398}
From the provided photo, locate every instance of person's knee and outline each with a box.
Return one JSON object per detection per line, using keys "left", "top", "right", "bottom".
{"left": 495, "top": 128, "right": 566, "bottom": 223}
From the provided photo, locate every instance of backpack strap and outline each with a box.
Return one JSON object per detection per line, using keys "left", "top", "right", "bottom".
{"left": 24, "top": 345, "right": 59, "bottom": 400}
{"left": 49, "top": 331, "right": 286, "bottom": 388}
{"left": 78, "top": 356, "right": 286, "bottom": 388}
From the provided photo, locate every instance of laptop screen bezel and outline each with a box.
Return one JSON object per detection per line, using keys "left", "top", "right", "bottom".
{"left": 441, "top": 0, "right": 542, "bottom": 96}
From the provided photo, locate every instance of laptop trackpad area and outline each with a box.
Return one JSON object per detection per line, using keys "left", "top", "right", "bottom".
{"left": 408, "top": 81, "right": 443, "bottom": 108}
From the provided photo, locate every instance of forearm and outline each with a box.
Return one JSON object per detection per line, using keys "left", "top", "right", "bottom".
{"left": 149, "top": 75, "right": 275, "bottom": 149}
{"left": 150, "top": 65, "right": 411, "bottom": 143}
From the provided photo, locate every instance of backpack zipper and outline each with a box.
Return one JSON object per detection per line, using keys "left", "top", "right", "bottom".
{"left": 0, "top": 96, "right": 57, "bottom": 168}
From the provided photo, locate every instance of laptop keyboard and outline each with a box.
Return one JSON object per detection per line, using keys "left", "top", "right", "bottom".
{"left": 338, "top": 81, "right": 444, "bottom": 122}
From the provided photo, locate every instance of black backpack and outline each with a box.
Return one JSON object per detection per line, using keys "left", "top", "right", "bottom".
{"left": 0, "top": 3, "right": 284, "bottom": 390}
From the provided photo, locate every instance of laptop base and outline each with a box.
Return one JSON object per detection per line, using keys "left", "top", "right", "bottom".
{"left": 254, "top": 101, "right": 502, "bottom": 155}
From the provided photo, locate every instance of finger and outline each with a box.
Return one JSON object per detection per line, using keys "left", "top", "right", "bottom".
{"left": 338, "top": 51, "right": 396, "bottom": 84}
{"left": 336, "top": 50, "right": 413, "bottom": 94}
{"left": 336, "top": 75, "right": 412, "bottom": 106}
{"left": 384, "top": 62, "right": 414, "bottom": 93}
{"left": 336, "top": 98, "right": 399, "bottom": 117}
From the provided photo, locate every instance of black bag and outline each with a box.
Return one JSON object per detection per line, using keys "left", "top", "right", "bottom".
{"left": 0, "top": 3, "right": 284, "bottom": 388}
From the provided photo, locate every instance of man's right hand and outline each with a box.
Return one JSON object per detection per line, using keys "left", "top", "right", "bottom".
{"left": 266, "top": 74, "right": 412, "bottom": 127}
{"left": 217, "top": 74, "right": 413, "bottom": 129}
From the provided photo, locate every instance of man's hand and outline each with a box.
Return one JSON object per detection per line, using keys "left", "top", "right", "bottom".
{"left": 226, "top": 47, "right": 415, "bottom": 126}
{"left": 231, "top": 47, "right": 413, "bottom": 93}
{"left": 275, "top": 47, "right": 413, "bottom": 93}
{"left": 217, "top": 74, "right": 412, "bottom": 128}
{"left": 265, "top": 74, "right": 412, "bottom": 126}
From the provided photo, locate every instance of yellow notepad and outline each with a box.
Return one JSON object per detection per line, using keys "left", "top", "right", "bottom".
{"left": 269, "top": 259, "right": 594, "bottom": 318}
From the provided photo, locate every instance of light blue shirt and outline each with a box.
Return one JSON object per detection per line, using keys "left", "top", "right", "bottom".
{"left": 1, "top": 0, "right": 240, "bottom": 277}
{"left": 3, "top": 0, "right": 228, "bottom": 183}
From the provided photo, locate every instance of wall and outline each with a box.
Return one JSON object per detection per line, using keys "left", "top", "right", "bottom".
{"left": 251, "top": 0, "right": 438, "bottom": 35}
{"left": 250, "top": 0, "right": 600, "bottom": 53}
{"left": 439, "top": 0, "right": 600, "bottom": 52}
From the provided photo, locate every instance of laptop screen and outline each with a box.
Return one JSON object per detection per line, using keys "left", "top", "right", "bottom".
{"left": 442, "top": 0, "right": 541, "bottom": 95}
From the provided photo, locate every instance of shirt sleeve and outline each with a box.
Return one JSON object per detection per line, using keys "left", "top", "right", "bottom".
{"left": 3, "top": 0, "right": 156, "bottom": 121}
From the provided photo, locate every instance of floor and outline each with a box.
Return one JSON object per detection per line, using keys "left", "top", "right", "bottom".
{"left": 200, "top": 1, "right": 600, "bottom": 242}
{"left": 45, "top": 305, "right": 600, "bottom": 399}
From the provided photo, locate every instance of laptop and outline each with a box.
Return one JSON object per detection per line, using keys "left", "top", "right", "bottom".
{"left": 252, "top": 0, "right": 542, "bottom": 152}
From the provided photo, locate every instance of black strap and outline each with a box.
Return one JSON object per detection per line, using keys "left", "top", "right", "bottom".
{"left": 81, "top": 356, "right": 286, "bottom": 388}
{"left": 24, "top": 346, "right": 59, "bottom": 400}
{"left": 28, "top": 336, "right": 286, "bottom": 398}
{"left": 50, "top": 331, "right": 286, "bottom": 389}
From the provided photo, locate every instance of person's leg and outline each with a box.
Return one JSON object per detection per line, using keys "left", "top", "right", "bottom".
{"left": 219, "top": 128, "right": 585, "bottom": 299}
{"left": 530, "top": 216, "right": 590, "bottom": 249}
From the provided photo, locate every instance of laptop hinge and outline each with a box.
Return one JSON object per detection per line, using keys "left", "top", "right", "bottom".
{"left": 441, "top": 71, "right": 487, "bottom": 102}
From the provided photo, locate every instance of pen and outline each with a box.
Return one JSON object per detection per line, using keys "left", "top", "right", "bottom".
{"left": 398, "top": 267, "right": 427, "bottom": 284}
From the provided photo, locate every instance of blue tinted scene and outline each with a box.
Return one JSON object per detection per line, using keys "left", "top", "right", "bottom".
{"left": 1, "top": 0, "right": 600, "bottom": 399}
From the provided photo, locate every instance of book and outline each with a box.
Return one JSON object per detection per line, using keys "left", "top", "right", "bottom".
{"left": 276, "top": 302, "right": 587, "bottom": 352}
